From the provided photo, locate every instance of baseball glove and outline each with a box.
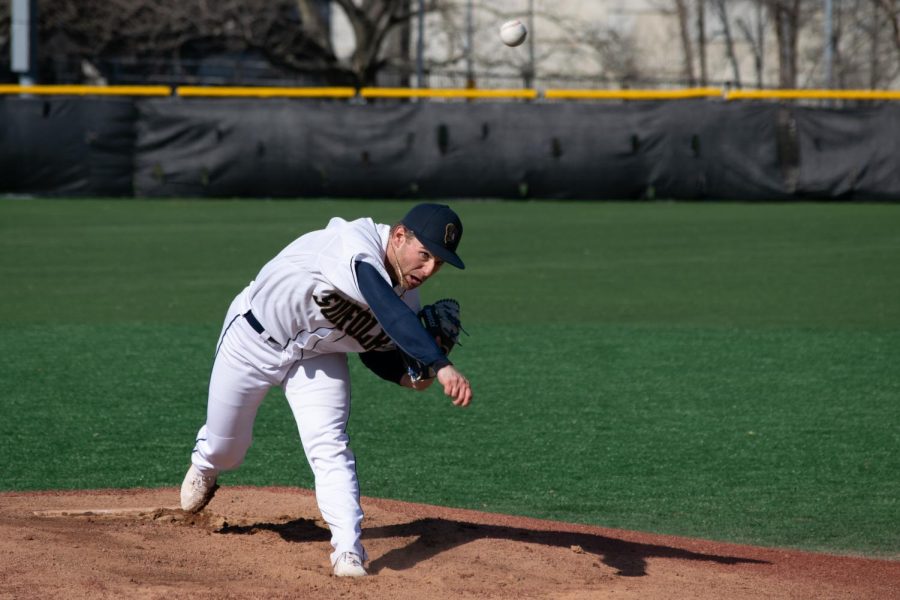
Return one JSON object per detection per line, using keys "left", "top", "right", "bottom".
{"left": 404, "top": 298, "right": 466, "bottom": 382}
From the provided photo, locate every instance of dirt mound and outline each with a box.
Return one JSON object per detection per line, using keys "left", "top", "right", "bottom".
{"left": 1, "top": 487, "right": 897, "bottom": 599}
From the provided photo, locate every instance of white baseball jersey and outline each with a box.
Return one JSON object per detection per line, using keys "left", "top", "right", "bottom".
{"left": 245, "top": 217, "right": 421, "bottom": 355}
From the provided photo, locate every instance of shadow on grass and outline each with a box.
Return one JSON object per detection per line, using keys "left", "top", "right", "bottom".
{"left": 220, "top": 516, "right": 768, "bottom": 577}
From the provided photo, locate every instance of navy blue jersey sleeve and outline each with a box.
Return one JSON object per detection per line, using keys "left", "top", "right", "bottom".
{"left": 354, "top": 260, "right": 451, "bottom": 371}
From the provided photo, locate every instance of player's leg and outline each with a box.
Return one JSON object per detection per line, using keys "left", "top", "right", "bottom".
{"left": 283, "top": 353, "right": 366, "bottom": 571}
{"left": 183, "top": 294, "right": 279, "bottom": 510}
{"left": 190, "top": 342, "right": 271, "bottom": 473}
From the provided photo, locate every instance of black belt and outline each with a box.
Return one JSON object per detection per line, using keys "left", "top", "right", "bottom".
{"left": 243, "top": 310, "right": 279, "bottom": 345}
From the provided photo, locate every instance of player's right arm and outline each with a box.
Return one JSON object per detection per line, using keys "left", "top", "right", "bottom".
{"left": 354, "top": 260, "right": 471, "bottom": 405}
{"left": 358, "top": 349, "right": 435, "bottom": 391}
{"left": 357, "top": 353, "right": 471, "bottom": 404}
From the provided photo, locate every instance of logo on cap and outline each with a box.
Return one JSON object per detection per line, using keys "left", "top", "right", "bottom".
{"left": 444, "top": 223, "right": 459, "bottom": 247}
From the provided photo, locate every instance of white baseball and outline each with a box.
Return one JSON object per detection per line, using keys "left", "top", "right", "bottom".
{"left": 500, "top": 19, "right": 527, "bottom": 47}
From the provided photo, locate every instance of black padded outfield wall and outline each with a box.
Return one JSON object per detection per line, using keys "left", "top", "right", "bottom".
{"left": 0, "top": 97, "right": 137, "bottom": 196}
{"left": 792, "top": 105, "right": 900, "bottom": 199}
{"left": 132, "top": 99, "right": 790, "bottom": 200}
{"left": 1, "top": 96, "right": 899, "bottom": 200}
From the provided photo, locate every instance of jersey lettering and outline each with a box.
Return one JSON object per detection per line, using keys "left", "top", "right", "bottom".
{"left": 328, "top": 302, "right": 357, "bottom": 330}
{"left": 314, "top": 291, "right": 393, "bottom": 351}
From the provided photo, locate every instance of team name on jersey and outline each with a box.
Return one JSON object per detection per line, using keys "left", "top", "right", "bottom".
{"left": 314, "top": 291, "right": 393, "bottom": 351}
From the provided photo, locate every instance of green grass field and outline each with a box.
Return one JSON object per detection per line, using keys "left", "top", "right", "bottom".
{"left": 1, "top": 198, "right": 898, "bottom": 557}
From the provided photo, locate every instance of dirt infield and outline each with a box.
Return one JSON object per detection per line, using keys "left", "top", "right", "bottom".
{"left": 1, "top": 487, "right": 897, "bottom": 599}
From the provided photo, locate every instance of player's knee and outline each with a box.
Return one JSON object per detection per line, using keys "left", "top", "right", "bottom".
{"left": 204, "top": 435, "right": 251, "bottom": 471}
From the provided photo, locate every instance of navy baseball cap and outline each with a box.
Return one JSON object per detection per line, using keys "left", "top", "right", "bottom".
{"left": 401, "top": 203, "right": 465, "bottom": 269}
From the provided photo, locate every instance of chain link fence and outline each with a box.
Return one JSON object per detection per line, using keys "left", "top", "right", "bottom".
{"left": 23, "top": 53, "right": 738, "bottom": 91}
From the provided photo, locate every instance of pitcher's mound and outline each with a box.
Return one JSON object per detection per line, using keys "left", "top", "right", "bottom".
{"left": 1, "top": 486, "right": 896, "bottom": 599}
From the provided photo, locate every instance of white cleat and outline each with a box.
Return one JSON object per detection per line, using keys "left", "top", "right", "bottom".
{"left": 180, "top": 464, "right": 219, "bottom": 513}
{"left": 333, "top": 552, "right": 367, "bottom": 577}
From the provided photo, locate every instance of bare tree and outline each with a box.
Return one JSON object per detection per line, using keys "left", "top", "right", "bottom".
{"left": 674, "top": 0, "right": 697, "bottom": 84}
{"left": 766, "top": 0, "right": 802, "bottom": 88}
{"left": 875, "top": 0, "right": 900, "bottom": 56}
{"left": 827, "top": 0, "right": 871, "bottom": 88}
{"left": 869, "top": 0, "right": 882, "bottom": 87}
{"left": 872, "top": 0, "right": 900, "bottom": 87}
{"left": 534, "top": 5, "right": 643, "bottom": 87}
{"left": 292, "top": 0, "right": 434, "bottom": 87}
{"left": 27, "top": 0, "right": 333, "bottom": 83}
{"left": 712, "top": 0, "right": 742, "bottom": 86}
{"left": 696, "top": 0, "right": 708, "bottom": 85}
{"left": 736, "top": 1, "right": 767, "bottom": 88}
{"left": 571, "top": 26, "right": 641, "bottom": 86}
{"left": 5, "top": 0, "right": 423, "bottom": 86}
{"left": 325, "top": 0, "right": 422, "bottom": 86}
{"left": 833, "top": 0, "right": 900, "bottom": 88}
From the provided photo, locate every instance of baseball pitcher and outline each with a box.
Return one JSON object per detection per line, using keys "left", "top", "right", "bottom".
{"left": 180, "top": 203, "right": 472, "bottom": 577}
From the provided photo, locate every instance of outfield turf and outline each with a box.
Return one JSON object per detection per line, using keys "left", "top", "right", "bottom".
{"left": 1, "top": 198, "right": 898, "bottom": 557}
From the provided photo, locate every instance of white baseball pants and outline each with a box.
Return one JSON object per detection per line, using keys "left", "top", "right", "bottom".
{"left": 189, "top": 287, "right": 367, "bottom": 564}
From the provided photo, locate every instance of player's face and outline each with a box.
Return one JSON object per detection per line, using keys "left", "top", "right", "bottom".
{"left": 393, "top": 229, "right": 444, "bottom": 289}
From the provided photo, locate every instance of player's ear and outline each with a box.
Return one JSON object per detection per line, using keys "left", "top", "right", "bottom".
{"left": 391, "top": 225, "right": 408, "bottom": 246}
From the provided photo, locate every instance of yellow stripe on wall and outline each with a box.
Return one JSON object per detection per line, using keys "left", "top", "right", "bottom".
{"left": 360, "top": 87, "right": 538, "bottom": 99}
{"left": 176, "top": 86, "right": 356, "bottom": 98}
{"left": 726, "top": 89, "right": 900, "bottom": 101}
{"left": 1, "top": 84, "right": 897, "bottom": 102}
{"left": 544, "top": 88, "right": 723, "bottom": 100}
{"left": 0, "top": 85, "right": 171, "bottom": 96}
